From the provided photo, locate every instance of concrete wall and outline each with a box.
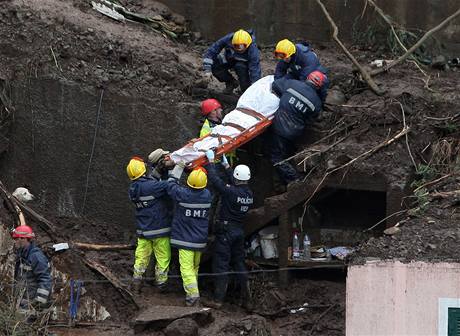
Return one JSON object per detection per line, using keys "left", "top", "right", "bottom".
{"left": 347, "top": 260, "right": 460, "bottom": 336}
{"left": 159, "top": 0, "right": 460, "bottom": 50}
{"left": 0, "top": 79, "right": 198, "bottom": 238}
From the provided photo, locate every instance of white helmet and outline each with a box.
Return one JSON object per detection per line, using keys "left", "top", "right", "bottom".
{"left": 233, "top": 164, "right": 251, "bottom": 181}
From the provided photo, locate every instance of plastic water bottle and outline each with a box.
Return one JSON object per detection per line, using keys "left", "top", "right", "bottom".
{"left": 292, "top": 231, "right": 300, "bottom": 260}
{"left": 303, "top": 234, "right": 311, "bottom": 261}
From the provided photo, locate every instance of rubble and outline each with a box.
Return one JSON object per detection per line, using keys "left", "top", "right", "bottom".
{"left": 0, "top": 0, "right": 459, "bottom": 335}
{"left": 216, "top": 315, "right": 272, "bottom": 336}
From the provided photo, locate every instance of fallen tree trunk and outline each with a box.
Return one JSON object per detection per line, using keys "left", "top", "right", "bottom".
{"left": 0, "top": 181, "right": 25, "bottom": 226}
{"left": 0, "top": 181, "right": 58, "bottom": 240}
{"left": 72, "top": 242, "right": 135, "bottom": 251}
{"left": 0, "top": 180, "right": 138, "bottom": 310}
{"left": 84, "top": 258, "right": 139, "bottom": 309}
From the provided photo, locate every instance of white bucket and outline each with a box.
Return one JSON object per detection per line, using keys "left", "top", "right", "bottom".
{"left": 258, "top": 225, "right": 279, "bottom": 259}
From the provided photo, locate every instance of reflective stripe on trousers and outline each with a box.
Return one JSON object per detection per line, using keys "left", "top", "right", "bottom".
{"left": 178, "top": 249, "right": 201, "bottom": 298}
{"left": 133, "top": 237, "right": 171, "bottom": 284}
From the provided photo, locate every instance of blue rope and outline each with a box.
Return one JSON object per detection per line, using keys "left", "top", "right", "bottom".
{"left": 69, "top": 279, "right": 83, "bottom": 320}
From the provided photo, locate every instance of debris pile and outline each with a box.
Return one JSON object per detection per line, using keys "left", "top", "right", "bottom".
{"left": 0, "top": 0, "right": 459, "bottom": 335}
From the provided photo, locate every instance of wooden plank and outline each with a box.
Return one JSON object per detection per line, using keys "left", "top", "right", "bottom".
{"left": 252, "top": 257, "right": 345, "bottom": 269}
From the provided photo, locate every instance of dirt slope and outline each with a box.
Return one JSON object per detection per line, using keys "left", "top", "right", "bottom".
{"left": 1, "top": 0, "right": 460, "bottom": 335}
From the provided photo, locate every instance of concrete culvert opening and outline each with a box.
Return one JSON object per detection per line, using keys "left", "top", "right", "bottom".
{"left": 302, "top": 187, "right": 388, "bottom": 246}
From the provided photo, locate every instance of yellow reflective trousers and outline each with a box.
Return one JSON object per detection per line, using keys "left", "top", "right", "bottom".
{"left": 133, "top": 237, "right": 171, "bottom": 285}
{"left": 178, "top": 249, "right": 202, "bottom": 299}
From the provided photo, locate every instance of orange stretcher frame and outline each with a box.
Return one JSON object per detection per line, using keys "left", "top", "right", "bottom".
{"left": 182, "top": 110, "right": 273, "bottom": 170}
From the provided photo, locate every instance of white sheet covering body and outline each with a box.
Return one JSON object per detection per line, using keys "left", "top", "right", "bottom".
{"left": 170, "top": 75, "right": 279, "bottom": 164}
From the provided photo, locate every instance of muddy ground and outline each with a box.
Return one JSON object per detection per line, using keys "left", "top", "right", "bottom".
{"left": 0, "top": 0, "right": 459, "bottom": 335}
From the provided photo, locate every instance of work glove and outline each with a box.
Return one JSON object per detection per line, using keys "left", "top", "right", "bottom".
{"left": 205, "top": 149, "right": 215, "bottom": 163}
{"left": 168, "top": 162, "right": 185, "bottom": 181}
{"left": 221, "top": 154, "right": 230, "bottom": 169}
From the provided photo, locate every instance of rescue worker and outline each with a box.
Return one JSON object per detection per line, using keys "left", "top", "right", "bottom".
{"left": 204, "top": 150, "right": 254, "bottom": 309}
{"left": 199, "top": 98, "right": 223, "bottom": 137}
{"left": 200, "top": 98, "right": 236, "bottom": 165}
{"left": 167, "top": 168, "right": 212, "bottom": 306}
{"left": 203, "top": 29, "right": 261, "bottom": 94}
{"left": 148, "top": 148, "right": 175, "bottom": 180}
{"left": 12, "top": 225, "right": 52, "bottom": 318}
{"left": 274, "top": 39, "right": 329, "bottom": 103}
{"left": 270, "top": 71, "right": 327, "bottom": 184}
{"left": 127, "top": 157, "right": 171, "bottom": 293}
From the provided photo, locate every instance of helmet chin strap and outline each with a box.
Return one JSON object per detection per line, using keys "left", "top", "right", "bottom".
{"left": 210, "top": 116, "right": 222, "bottom": 124}
{"left": 233, "top": 177, "right": 247, "bottom": 185}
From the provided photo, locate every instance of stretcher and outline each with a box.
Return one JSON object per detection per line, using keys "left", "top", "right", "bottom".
{"left": 170, "top": 76, "right": 280, "bottom": 169}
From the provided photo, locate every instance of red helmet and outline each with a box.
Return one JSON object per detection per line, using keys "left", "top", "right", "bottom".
{"left": 11, "top": 225, "right": 35, "bottom": 239}
{"left": 307, "top": 71, "right": 327, "bottom": 88}
{"left": 200, "top": 99, "right": 222, "bottom": 116}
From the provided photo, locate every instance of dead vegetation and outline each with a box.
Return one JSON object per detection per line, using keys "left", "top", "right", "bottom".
{"left": 0, "top": 0, "right": 459, "bottom": 335}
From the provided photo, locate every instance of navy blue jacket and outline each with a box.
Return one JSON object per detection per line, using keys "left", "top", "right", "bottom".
{"left": 274, "top": 42, "right": 329, "bottom": 102}
{"left": 207, "top": 164, "right": 254, "bottom": 224}
{"left": 272, "top": 78, "right": 323, "bottom": 140}
{"left": 203, "top": 30, "right": 262, "bottom": 84}
{"left": 15, "top": 242, "right": 52, "bottom": 306}
{"left": 274, "top": 42, "right": 321, "bottom": 80}
{"left": 167, "top": 181, "right": 212, "bottom": 251}
{"left": 129, "top": 176, "right": 171, "bottom": 238}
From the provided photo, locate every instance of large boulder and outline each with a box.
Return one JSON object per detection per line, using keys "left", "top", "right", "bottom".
{"left": 164, "top": 318, "right": 199, "bottom": 336}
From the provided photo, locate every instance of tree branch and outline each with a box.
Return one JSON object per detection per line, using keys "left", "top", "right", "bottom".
{"left": 315, "top": 0, "right": 385, "bottom": 95}
{"left": 366, "top": 0, "right": 429, "bottom": 77}
{"left": 371, "top": 7, "right": 460, "bottom": 76}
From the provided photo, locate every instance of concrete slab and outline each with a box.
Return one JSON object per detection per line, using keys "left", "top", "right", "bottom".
{"left": 131, "top": 305, "right": 213, "bottom": 333}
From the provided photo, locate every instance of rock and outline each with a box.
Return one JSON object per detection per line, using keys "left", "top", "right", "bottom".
{"left": 144, "top": 75, "right": 154, "bottom": 83}
{"left": 164, "top": 318, "right": 198, "bottom": 336}
{"left": 171, "top": 13, "right": 186, "bottom": 26}
{"left": 151, "top": 2, "right": 172, "bottom": 18}
{"left": 383, "top": 226, "right": 400, "bottom": 235}
{"left": 431, "top": 55, "right": 447, "bottom": 70}
{"left": 158, "top": 69, "right": 175, "bottom": 81}
{"left": 131, "top": 305, "right": 212, "bottom": 333}
{"left": 325, "top": 89, "right": 346, "bottom": 105}
{"left": 216, "top": 315, "right": 271, "bottom": 336}
{"left": 192, "top": 31, "right": 201, "bottom": 41}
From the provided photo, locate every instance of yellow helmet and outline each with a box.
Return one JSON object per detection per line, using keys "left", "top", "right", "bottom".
{"left": 275, "top": 39, "right": 296, "bottom": 59}
{"left": 187, "top": 169, "right": 207, "bottom": 189}
{"left": 232, "top": 29, "right": 252, "bottom": 50}
{"left": 126, "top": 157, "right": 146, "bottom": 180}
